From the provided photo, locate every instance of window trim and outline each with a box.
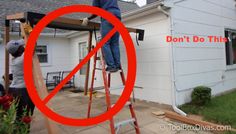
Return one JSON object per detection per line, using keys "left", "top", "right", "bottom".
{"left": 78, "top": 41, "right": 88, "bottom": 75}
{"left": 226, "top": 64, "right": 236, "bottom": 71}
{"left": 36, "top": 44, "right": 52, "bottom": 67}
{"left": 225, "top": 28, "right": 236, "bottom": 69}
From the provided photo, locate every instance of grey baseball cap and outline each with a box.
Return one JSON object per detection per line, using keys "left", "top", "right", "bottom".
{"left": 6, "top": 39, "right": 25, "bottom": 54}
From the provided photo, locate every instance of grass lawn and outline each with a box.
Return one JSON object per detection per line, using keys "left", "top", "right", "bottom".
{"left": 180, "top": 90, "right": 236, "bottom": 130}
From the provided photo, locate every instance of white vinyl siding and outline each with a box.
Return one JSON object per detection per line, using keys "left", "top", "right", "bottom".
{"left": 171, "top": 0, "right": 236, "bottom": 105}
{"left": 110, "top": 12, "right": 172, "bottom": 104}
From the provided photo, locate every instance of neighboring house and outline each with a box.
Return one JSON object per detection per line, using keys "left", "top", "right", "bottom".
{"left": 0, "top": 0, "right": 236, "bottom": 113}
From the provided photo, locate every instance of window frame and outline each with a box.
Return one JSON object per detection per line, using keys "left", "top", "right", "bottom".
{"left": 78, "top": 41, "right": 88, "bottom": 75}
{"left": 225, "top": 28, "right": 236, "bottom": 70}
{"left": 35, "top": 44, "right": 52, "bottom": 67}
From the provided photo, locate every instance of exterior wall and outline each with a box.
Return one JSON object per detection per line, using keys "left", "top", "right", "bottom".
{"left": 69, "top": 33, "right": 100, "bottom": 88}
{"left": 37, "top": 37, "right": 73, "bottom": 78}
{"left": 170, "top": 0, "right": 236, "bottom": 105}
{"left": 116, "top": 12, "right": 172, "bottom": 104}
{"left": 70, "top": 11, "right": 173, "bottom": 105}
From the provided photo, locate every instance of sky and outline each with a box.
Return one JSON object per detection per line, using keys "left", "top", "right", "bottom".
{"left": 136, "top": 0, "right": 147, "bottom": 7}
{"left": 123, "top": 0, "right": 147, "bottom": 7}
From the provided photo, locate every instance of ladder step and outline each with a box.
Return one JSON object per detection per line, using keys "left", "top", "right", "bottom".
{"left": 92, "top": 85, "right": 142, "bottom": 91}
{"left": 107, "top": 69, "right": 122, "bottom": 74}
{"left": 92, "top": 85, "right": 125, "bottom": 91}
{"left": 114, "top": 118, "right": 136, "bottom": 129}
{"left": 94, "top": 68, "right": 123, "bottom": 73}
{"left": 109, "top": 85, "right": 125, "bottom": 90}
{"left": 112, "top": 101, "right": 131, "bottom": 108}
{"left": 95, "top": 68, "right": 103, "bottom": 70}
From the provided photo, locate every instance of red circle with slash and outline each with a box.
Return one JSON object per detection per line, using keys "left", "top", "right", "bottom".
{"left": 24, "top": 5, "right": 137, "bottom": 126}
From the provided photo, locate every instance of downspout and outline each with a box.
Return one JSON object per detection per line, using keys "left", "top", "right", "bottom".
{"left": 159, "top": 5, "right": 187, "bottom": 116}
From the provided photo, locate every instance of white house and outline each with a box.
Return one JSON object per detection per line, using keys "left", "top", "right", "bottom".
{"left": 0, "top": 0, "right": 236, "bottom": 115}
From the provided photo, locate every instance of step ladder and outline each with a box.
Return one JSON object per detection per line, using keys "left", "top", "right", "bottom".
{"left": 87, "top": 46, "right": 140, "bottom": 134}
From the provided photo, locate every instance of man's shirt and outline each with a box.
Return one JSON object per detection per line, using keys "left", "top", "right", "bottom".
{"left": 10, "top": 54, "right": 25, "bottom": 88}
{"left": 93, "top": 0, "right": 121, "bottom": 19}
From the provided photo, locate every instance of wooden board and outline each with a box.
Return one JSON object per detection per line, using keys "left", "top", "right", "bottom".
{"left": 84, "top": 31, "right": 93, "bottom": 95}
{"left": 4, "top": 20, "right": 10, "bottom": 92}
{"left": 165, "top": 111, "right": 236, "bottom": 132}
{"left": 152, "top": 111, "right": 165, "bottom": 116}
{"left": 32, "top": 55, "right": 60, "bottom": 134}
{"left": 6, "top": 12, "right": 25, "bottom": 20}
{"left": 6, "top": 12, "right": 141, "bottom": 34}
{"left": 20, "top": 22, "right": 60, "bottom": 134}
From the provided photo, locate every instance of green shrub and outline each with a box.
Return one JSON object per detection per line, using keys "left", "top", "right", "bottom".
{"left": 191, "top": 86, "right": 212, "bottom": 106}
{"left": 0, "top": 94, "right": 31, "bottom": 134}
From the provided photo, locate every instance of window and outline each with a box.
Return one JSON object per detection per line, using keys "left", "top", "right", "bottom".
{"left": 225, "top": 29, "right": 236, "bottom": 65}
{"left": 36, "top": 45, "right": 48, "bottom": 63}
{"left": 79, "top": 42, "right": 88, "bottom": 75}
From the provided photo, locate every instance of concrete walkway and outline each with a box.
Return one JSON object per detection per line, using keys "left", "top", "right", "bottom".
{"left": 30, "top": 91, "right": 213, "bottom": 134}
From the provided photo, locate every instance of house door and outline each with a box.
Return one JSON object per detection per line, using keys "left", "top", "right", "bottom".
{"left": 78, "top": 42, "right": 88, "bottom": 87}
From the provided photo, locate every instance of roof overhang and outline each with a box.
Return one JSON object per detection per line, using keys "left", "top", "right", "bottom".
{"left": 122, "top": 0, "right": 170, "bottom": 22}
{"left": 67, "top": 1, "right": 170, "bottom": 38}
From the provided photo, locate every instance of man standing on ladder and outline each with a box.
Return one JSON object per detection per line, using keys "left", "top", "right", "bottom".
{"left": 82, "top": 0, "right": 121, "bottom": 73}
{"left": 83, "top": 2, "right": 141, "bottom": 133}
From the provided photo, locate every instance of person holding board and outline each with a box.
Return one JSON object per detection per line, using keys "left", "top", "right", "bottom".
{"left": 6, "top": 39, "right": 35, "bottom": 119}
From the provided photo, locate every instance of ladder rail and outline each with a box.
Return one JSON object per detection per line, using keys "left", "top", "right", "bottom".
{"left": 87, "top": 48, "right": 98, "bottom": 118}
{"left": 87, "top": 29, "right": 140, "bottom": 134}
{"left": 100, "top": 50, "right": 116, "bottom": 134}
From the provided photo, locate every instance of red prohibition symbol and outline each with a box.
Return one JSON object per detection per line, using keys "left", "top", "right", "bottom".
{"left": 24, "top": 5, "right": 137, "bottom": 126}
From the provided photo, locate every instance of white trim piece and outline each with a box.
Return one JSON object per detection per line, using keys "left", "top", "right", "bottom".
{"left": 122, "top": 1, "right": 168, "bottom": 22}
{"left": 66, "top": 31, "right": 88, "bottom": 39}
{"left": 78, "top": 41, "right": 88, "bottom": 75}
{"left": 172, "top": 0, "right": 187, "bottom": 4}
{"left": 226, "top": 64, "right": 236, "bottom": 71}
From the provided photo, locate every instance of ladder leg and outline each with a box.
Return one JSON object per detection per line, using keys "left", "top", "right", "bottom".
{"left": 129, "top": 104, "right": 141, "bottom": 134}
{"left": 100, "top": 52, "right": 116, "bottom": 134}
{"left": 87, "top": 87, "right": 93, "bottom": 118}
{"left": 119, "top": 66, "right": 140, "bottom": 134}
{"left": 103, "top": 74, "right": 116, "bottom": 134}
{"left": 87, "top": 52, "right": 98, "bottom": 118}
{"left": 119, "top": 68, "right": 126, "bottom": 85}
{"left": 108, "top": 73, "right": 111, "bottom": 88}
{"left": 103, "top": 72, "right": 116, "bottom": 134}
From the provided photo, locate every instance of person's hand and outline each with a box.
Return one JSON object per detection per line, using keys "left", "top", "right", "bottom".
{"left": 81, "top": 18, "right": 89, "bottom": 26}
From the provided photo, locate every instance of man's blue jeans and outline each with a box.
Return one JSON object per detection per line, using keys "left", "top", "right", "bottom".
{"left": 101, "top": 20, "right": 121, "bottom": 69}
